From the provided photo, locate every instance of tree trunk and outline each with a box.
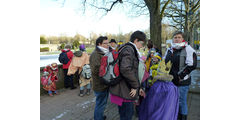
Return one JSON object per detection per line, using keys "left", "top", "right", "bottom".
{"left": 150, "top": 13, "right": 162, "bottom": 54}
{"left": 145, "top": 0, "right": 162, "bottom": 54}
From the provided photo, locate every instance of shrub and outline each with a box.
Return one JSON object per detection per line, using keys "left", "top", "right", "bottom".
{"left": 40, "top": 47, "right": 49, "bottom": 52}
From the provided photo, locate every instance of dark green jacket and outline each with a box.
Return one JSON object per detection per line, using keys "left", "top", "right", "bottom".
{"left": 90, "top": 47, "right": 109, "bottom": 92}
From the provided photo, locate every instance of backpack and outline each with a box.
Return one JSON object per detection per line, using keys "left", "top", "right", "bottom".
{"left": 58, "top": 51, "right": 69, "bottom": 64}
{"left": 99, "top": 44, "right": 137, "bottom": 86}
{"left": 99, "top": 49, "right": 121, "bottom": 86}
{"left": 81, "top": 64, "right": 92, "bottom": 79}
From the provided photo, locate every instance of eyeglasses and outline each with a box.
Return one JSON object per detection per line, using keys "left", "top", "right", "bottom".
{"left": 139, "top": 41, "right": 144, "bottom": 46}
{"left": 102, "top": 42, "right": 109, "bottom": 45}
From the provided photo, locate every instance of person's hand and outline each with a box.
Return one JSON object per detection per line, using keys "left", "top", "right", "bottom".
{"left": 139, "top": 88, "right": 145, "bottom": 97}
{"left": 178, "top": 76, "right": 183, "bottom": 81}
{"left": 129, "top": 89, "right": 137, "bottom": 97}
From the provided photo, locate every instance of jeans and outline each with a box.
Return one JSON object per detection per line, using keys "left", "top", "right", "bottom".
{"left": 80, "top": 83, "right": 91, "bottom": 90}
{"left": 94, "top": 90, "right": 109, "bottom": 120}
{"left": 48, "top": 90, "right": 57, "bottom": 94}
{"left": 63, "top": 69, "right": 74, "bottom": 88}
{"left": 118, "top": 102, "right": 134, "bottom": 120}
{"left": 178, "top": 86, "right": 189, "bottom": 115}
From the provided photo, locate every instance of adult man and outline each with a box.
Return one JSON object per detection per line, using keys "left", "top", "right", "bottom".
{"left": 164, "top": 31, "right": 197, "bottom": 120}
{"left": 90, "top": 36, "right": 109, "bottom": 120}
{"left": 109, "top": 39, "right": 117, "bottom": 50}
{"left": 110, "top": 30, "right": 146, "bottom": 120}
{"left": 61, "top": 45, "right": 76, "bottom": 90}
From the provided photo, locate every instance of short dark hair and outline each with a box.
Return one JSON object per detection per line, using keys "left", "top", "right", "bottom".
{"left": 96, "top": 36, "right": 108, "bottom": 47}
{"left": 65, "top": 44, "right": 72, "bottom": 49}
{"left": 109, "top": 39, "right": 117, "bottom": 43}
{"left": 172, "top": 31, "right": 184, "bottom": 38}
{"left": 147, "top": 40, "right": 153, "bottom": 49}
{"left": 130, "top": 30, "right": 146, "bottom": 43}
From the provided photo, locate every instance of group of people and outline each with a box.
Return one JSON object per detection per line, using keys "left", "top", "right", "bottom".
{"left": 41, "top": 30, "right": 197, "bottom": 120}
{"left": 90, "top": 30, "right": 197, "bottom": 120}
{"left": 41, "top": 43, "right": 92, "bottom": 97}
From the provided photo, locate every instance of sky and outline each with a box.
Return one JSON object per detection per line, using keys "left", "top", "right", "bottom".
{"left": 40, "top": 0, "right": 150, "bottom": 38}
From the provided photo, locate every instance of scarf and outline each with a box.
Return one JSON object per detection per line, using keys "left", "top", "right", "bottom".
{"left": 171, "top": 41, "right": 188, "bottom": 50}
{"left": 97, "top": 46, "right": 109, "bottom": 54}
{"left": 129, "top": 42, "right": 142, "bottom": 58}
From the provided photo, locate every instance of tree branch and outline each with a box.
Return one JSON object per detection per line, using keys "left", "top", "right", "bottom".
{"left": 89, "top": 0, "right": 122, "bottom": 13}
{"left": 191, "top": 0, "right": 200, "bottom": 12}
{"left": 160, "top": 0, "right": 171, "bottom": 18}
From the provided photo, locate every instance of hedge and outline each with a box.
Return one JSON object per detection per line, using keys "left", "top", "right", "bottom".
{"left": 40, "top": 47, "right": 49, "bottom": 52}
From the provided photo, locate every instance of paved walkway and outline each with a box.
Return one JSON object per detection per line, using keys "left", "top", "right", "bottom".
{"left": 41, "top": 60, "right": 200, "bottom": 120}
{"left": 41, "top": 87, "right": 199, "bottom": 120}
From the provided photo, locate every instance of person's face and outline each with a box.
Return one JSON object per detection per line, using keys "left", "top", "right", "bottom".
{"left": 173, "top": 34, "right": 184, "bottom": 43}
{"left": 110, "top": 42, "right": 117, "bottom": 47}
{"left": 134, "top": 39, "right": 144, "bottom": 49}
{"left": 152, "top": 57, "right": 159, "bottom": 64}
{"left": 99, "top": 39, "right": 109, "bottom": 49}
{"left": 150, "top": 52, "right": 154, "bottom": 57}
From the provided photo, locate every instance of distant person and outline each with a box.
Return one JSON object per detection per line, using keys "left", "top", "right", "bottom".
{"left": 116, "top": 40, "right": 123, "bottom": 51}
{"left": 79, "top": 44, "right": 86, "bottom": 52}
{"left": 145, "top": 40, "right": 162, "bottom": 72}
{"left": 109, "top": 30, "right": 147, "bottom": 120}
{"left": 67, "top": 50, "right": 92, "bottom": 97}
{"left": 109, "top": 39, "right": 117, "bottom": 50}
{"left": 59, "top": 45, "right": 76, "bottom": 90}
{"left": 164, "top": 31, "right": 197, "bottom": 120}
{"left": 90, "top": 36, "right": 110, "bottom": 120}
{"left": 41, "top": 63, "right": 59, "bottom": 96}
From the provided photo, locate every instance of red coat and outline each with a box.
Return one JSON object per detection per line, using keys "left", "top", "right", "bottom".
{"left": 61, "top": 49, "right": 74, "bottom": 69}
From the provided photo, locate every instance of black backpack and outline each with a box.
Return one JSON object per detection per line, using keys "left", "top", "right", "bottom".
{"left": 58, "top": 51, "right": 69, "bottom": 64}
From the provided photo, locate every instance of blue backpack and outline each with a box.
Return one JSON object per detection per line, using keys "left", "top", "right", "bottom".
{"left": 58, "top": 51, "right": 69, "bottom": 64}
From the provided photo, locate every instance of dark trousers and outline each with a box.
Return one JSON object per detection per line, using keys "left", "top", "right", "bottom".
{"left": 118, "top": 102, "right": 134, "bottom": 120}
{"left": 63, "top": 69, "right": 74, "bottom": 88}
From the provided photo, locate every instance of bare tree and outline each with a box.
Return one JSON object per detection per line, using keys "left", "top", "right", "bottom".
{"left": 57, "top": 0, "right": 172, "bottom": 53}
{"left": 165, "top": 0, "right": 200, "bottom": 46}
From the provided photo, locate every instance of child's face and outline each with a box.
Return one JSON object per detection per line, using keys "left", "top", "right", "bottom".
{"left": 150, "top": 53, "right": 154, "bottom": 57}
{"left": 152, "top": 57, "right": 159, "bottom": 64}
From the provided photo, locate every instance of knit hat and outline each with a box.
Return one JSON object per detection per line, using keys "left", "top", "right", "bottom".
{"left": 50, "top": 63, "right": 58, "bottom": 70}
{"left": 79, "top": 44, "right": 86, "bottom": 51}
{"left": 153, "top": 53, "right": 161, "bottom": 60}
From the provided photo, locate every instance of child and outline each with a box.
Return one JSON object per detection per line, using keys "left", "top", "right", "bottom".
{"left": 144, "top": 53, "right": 162, "bottom": 93}
{"left": 41, "top": 63, "right": 59, "bottom": 96}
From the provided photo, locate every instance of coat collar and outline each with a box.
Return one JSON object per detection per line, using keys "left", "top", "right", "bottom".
{"left": 95, "top": 46, "right": 105, "bottom": 55}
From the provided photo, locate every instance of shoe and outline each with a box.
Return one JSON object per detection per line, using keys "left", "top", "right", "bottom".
{"left": 78, "top": 90, "right": 84, "bottom": 97}
{"left": 181, "top": 115, "right": 187, "bottom": 120}
{"left": 49, "top": 93, "right": 53, "bottom": 97}
{"left": 86, "top": 89, "right": 90, "bottom": 95}
{"left": 178, "top": 113, "right": 182, "bottom": 120}
{"left": 71, "top": 86, "right": 77, "bottom": 90}
{"left": 55, "top": 91, "right": 59, "bottom": 95}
